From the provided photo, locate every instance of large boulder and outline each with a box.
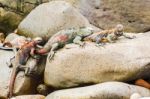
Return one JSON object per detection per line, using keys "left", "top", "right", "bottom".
{"left": 0, "top": 50, "right": 46, "bottom": 99}
{"left": 46, "top": 82, "right": 150, "bottom": 99}
{"left": 44, "top": 33, "right": 150, "bottom": 88}
{"left": 18, "top": 1, "right": 97, "bottom": 41}
{"left": 49, "top": 0, "right": 150, "bottom": 33}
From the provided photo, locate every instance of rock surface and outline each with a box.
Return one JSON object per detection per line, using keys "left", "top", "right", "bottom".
{"left": 0, "top": 50, "right": 46, "bottom": 98}
{"left": 18, "top": 1, "right": 96, "bottom": 41}
{"left": 49, "top": 0, "right": 150, "bottom": 32}
{"left": 44, "top": 33, "right": 150, "bottom": 88}
{"left": 46, "top": 82, "right": 150, "bottom": 99}
{"left": 11, "top": 94, "right": 45, "bottom": 99}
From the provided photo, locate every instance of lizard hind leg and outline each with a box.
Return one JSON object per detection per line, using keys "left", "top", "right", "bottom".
{"left": 18, "top": 66, "right": 30, "bottom": 76}
{"left": 48, "top": 43, "right": 59, "bottom": 61}
{"left": 95, "top": 35, "right": 106, "bottom": 47}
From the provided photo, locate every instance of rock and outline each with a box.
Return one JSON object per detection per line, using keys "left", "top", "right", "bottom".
{"left": 11, "top": 95, "right": 45, "bottom": 99}
{"left": 130, "top": 93, "right": 142, "bottom": 99}
{"left": 130, "top": 93, "right": 150, "bottom": 99}
{"left": 18, "top": 1, "right": 97, "bottom": 41}
{"left": 46, "top": 82, "right": 150, "bottom": 99}
{"left": 44, "top": 33, "right": 150, "bottom": 88}
{"left": 49, "top": 0, "right": 150, "bottom": 33}
{"left": 4, "top": 33, "right": 24, "bottom": 42}
{"left": 0, "top": 0, "right": 51, "bottom": 33}
{"left": 4, "top": 33, "right": 30, "bottom": 48}
{"left": 0, "top": 50, "right": 46, "bottom": 98}
{"left": 0, "top": 50, "right": 14, "bottom": 99}
{"left": 37, "top": 84, "right": 50, "bottom": 96}
{"left": 0, "top": 8, "right": 23, "bottom": 34}
{"left": 0, "top": 0, "right": 49, "bottom": 14}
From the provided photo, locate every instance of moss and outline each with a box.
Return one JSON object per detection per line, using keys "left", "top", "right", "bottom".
{"left": 0, "top": 8, "right": 23, "bottom": 34}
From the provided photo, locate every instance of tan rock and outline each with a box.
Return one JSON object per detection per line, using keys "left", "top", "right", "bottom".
{"left": 46, "top": 82, "right": 150, "bottom": 99}
{"left": 4, "top": 33, "right": 20, "bottom": 42}
{"left": 44, "top": 33, "right": 150, "bottom": 88}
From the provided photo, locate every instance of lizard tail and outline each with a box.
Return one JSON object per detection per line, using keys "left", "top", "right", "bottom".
{"left": 8, "top": 67, "right": 18, "bottom": 98}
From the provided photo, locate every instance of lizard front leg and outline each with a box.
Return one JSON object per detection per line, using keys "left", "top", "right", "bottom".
{"left": 95, "top": 34, "right": 106, "bottom": 47}
{"left": 73, "top": 36, "right": 85, "bottom": 47}
{"left": 49, "top": 43, "right": 59, "bottom": 61}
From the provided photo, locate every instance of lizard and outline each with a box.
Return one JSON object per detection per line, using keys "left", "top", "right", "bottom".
{"left": 84, "top": 24, "right": 135, "bottom": 45}
{"left": 36, "top": 27, "right": 94, "bottom": 60}
{"left": 0, "top": 36, "right": 31, "bottom": 67}
{"left": 7, "top": 37, "right": 43, "bottom": 98}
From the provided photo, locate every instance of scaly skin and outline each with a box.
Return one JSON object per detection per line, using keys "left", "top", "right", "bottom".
{"left": 84, "top": 24, "right": 135, "bottom": 45}
{"left": 36, "top": 27, "right": 94, "bottom": 60}
{"left": 8, "top": 39, "right": 42, "bottom": 98}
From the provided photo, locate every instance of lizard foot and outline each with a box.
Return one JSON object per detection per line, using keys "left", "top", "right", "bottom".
{"left": 7, "top": 91, "right": 13, "bottom": 99}
{"left": 79, "top": 42, "right": 86, "bottom": 48}
{"left": 95, "top": 43, "right": 106, "bottom": 47}
{"left": 24, "top": 67, "right": 30, "bottom": 76}
{"left": 6, "top": 62, "right": 12, "bottom": 68}
{"left": 48, "top": 51, "right": 55, "bottom": 61}
{"left": 130, "top": 35, "right": 136, "bottom": 39}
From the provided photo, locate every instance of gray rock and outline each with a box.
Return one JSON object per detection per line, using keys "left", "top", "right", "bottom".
{"left": 46, "top": 82, "right": 150, "bottom": 99}
{"left": 18, "top": 1, "right": 95, "bottom": 41}
{"left": 44, "top": 33, "right": 150, "bottom": 88}
{"left": 0, "top": 0, "right": 50, "bottom": 33}
{"left": 0, "top": 0, "right": 49, "bottom": 14}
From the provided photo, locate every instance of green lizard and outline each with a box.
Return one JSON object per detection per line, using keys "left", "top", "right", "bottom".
{"left": 36, "top": 27, "right": 94, "bottom": 60}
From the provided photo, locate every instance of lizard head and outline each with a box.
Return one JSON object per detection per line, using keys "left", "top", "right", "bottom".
{"left": 33, "top": 37, "right": 43, "bottom": 44}
{"left": 115, "top": 24, "right": 124, "bottom": 36}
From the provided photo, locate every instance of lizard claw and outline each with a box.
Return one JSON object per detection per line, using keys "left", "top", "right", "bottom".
{"left": 95, "top": 43, "right": 105, "bottom": 47}
{"left": 130, "top": 35, "right": 136, "bottom": 39}
{"left": 80, "top": 42, "right": 86, "bottom": 48}
{"left": 6, "top": 62, "right": 12, "bottom": 68}
{"left": 25, "top": 67, "right": 30, "bottom": 76}
{"left": 49, "top": 51, "right": 55, "bottom": 61}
